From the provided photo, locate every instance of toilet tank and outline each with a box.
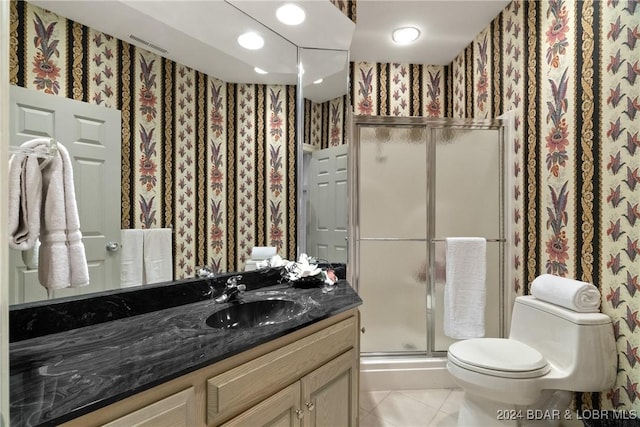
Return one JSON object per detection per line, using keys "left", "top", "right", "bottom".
{"left": 509, "top": 296, "right": 616, "bottom": 391}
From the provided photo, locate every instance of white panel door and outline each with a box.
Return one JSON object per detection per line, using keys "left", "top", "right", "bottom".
{"left": 9, "top": 85, "right": 121, "bottom": 303}
{"left": 306, "top": 144, "right": 348, "bottom": 263}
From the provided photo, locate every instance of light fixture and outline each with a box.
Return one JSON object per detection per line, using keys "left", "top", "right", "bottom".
{"left": 238, "top": 32, "right": 264, "bottom": 50}
{"left": 276, "top": 3, "right": 305, "bottom": 26}
{"left": 254, "top": 67, "right": 268, "bottom": 75}
{"left": 313, "top": 78, "right": 323, "bottom": 84}
{"left": 392, "top": 26, "right": 420, "bottom": 45}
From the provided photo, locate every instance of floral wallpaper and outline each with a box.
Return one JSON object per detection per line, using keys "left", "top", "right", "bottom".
{"left": 452, "top": 0, "right": 640, "bottom": 412}
{"left": 351, "top": 62, "right": 447, "bottom": 117}
{"left": 540, "top": 0, "right": 576, "bottom": 280}
{"left": 9, "top": 0, "right": 297, "bottom": 275}
{"left": 473, "top": 27, "right": 492, "bottom": 118}
{"left": 452, "top": 50, "right": 467, "bottom": 118}
{"left": 599, "top": 0, "right": 640, "bottom": 412}
{"left": 502, "top": 1, "right": 526, "bottom": 296}
{"left": 304, "top": 95, "right": 348, "bottom": 149}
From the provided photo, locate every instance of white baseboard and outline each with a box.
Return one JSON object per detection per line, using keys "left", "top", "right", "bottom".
{"left": 360, "top": 357, "right": 457, "bottom": 391}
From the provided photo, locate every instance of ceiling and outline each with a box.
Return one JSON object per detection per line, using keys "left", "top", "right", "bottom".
{"left": 29, "top": 0, "right": 509, "bottom": 102}
{"left": 351, "top": 0, "right": 511, "bottom": 65}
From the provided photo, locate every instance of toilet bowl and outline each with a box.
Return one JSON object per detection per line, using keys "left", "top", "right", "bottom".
{"left": 446, "top": 296, "right": 617, "bottom": 427}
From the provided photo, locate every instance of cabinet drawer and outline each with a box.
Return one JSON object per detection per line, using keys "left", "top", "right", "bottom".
{"left": 102, "top": 387, "right": 195, "bottom": 427}
{"left": 207, "top": 316, "right": 356, "bottom": 424}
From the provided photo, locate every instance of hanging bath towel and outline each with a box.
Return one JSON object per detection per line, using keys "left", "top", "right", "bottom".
{"left": 38, "top": 142, "right": 90, "bottom": 290}
{"left": 7, "top": 142, "right": 46, "bottom": 250}
{"left": 443, "top": 237, "right": 487, "bottom": 339}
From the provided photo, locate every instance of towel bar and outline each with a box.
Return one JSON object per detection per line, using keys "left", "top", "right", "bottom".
{"left": 9, "top": 138, "right": 58, "bottom": 159}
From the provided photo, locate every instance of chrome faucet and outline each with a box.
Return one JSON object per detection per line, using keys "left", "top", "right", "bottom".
{"left": 215, "top": 275, "right": 246, "bottom": 303}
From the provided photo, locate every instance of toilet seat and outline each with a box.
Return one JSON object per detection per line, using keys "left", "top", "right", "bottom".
{"left": 448, "top": 338, "right": 550, "bottom": 379}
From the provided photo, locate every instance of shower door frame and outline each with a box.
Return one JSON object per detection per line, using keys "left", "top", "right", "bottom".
{"left": 348, "top": 115, "right": 507, "bottom": 358}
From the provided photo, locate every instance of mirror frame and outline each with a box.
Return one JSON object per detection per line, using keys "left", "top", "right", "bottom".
{"left": 1, "top": 0, "right": 10, "bottom": 421}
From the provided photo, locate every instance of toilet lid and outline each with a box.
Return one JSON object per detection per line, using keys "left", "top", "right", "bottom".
{"left": 448, "top": 338, "right": 550, "bottom": 379}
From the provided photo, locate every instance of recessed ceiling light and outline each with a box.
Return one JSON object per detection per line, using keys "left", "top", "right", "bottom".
{"left": 392, "top": 26, "right": 420, "bottom": 45}
{"left": 313, "top": 78, "right": 323, "bottom": 84}
{"left": 238, "top": 32, "right": 264, "bottom": 50}
{"left": 276, "top": 3, "right": 306, "bottom": 26}
{"left": 254, "top": 67, "right": 268, "bottom": 74}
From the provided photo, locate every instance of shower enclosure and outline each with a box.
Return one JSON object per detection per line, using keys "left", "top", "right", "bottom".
{"left": 348, "top": 116, "right": 507, "bottom": 366}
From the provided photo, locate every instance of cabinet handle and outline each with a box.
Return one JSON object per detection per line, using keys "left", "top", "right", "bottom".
{"left": 296, "top": 409, "right": 304, "bottom": 419}
{"left": 360, "top": 327, "right": 366, "bottom": 334}
{"left": 306, "top": 401, "right": 315, "bottom": 411}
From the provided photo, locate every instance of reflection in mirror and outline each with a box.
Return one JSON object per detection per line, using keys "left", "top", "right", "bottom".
{"left": 8, "top": 1, "right": 305, "bottom": 304}
{"left": 298, "top": 47, "right": 350, "bottom": 264}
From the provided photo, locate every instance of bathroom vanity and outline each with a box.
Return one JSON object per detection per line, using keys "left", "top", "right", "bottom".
{"left": 9, "top": 268, "right": 362, "bottom": 426}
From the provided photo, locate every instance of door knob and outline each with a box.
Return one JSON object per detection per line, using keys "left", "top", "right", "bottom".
{"left": 106, "top": 241, "right": 120, "bottom": 252}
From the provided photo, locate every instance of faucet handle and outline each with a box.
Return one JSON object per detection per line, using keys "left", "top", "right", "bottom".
{"left": 226, "top": 275, "right": 243, "bottom": 287}
{"left": 196, "top": 266, "right": 216, "bottom": 278}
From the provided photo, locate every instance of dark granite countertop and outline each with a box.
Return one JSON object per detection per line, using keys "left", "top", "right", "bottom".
{"left": 9, "top": 269, "right": 361, "bottom": 427}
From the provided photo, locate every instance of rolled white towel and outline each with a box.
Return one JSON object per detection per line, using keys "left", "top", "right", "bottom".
{"left": 530, "top": 274, "right": 601, "bottom": 312}
{"left": 251, "top": 246, "right": 277, "bottom": 260}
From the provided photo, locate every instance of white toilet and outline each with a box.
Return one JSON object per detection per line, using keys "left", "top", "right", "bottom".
{"left": 447, "top": 295, "right": 617, "bottom": 427}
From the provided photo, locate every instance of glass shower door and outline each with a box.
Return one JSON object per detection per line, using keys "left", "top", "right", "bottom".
{"left": 351, "top": 117, "right": 506, "bottom": 357}
{"left": 430, "top": 127, "right": 503, "bottom": 352}
{"left": 356, "top": 124, "right": 429, "bottom": 354}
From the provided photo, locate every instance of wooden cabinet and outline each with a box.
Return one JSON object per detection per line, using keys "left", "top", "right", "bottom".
{"left": 61, "top": 309, "right": 359, "bottom": 427}
{"left": 222, "top": 348, "right": 358, "bottom": 427}
{"left": 221, "top": 382, "right": 302, "bottom": 427}
{"left": 301, "top": 349, "right": 357, "bottom": 427}
{"left": 101, "top": 388, "right": 197, "bottom": 427}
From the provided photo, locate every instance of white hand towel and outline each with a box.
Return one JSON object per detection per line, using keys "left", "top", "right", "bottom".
{"left": 530, "top": 274, "right": 601, "bottom": 312}
{"left": 38, "top": 143, "right": 90, "bottom": 289}
{"left": 443, "top": 237, "right": 487, "bottom": 339}
{"left": 120, "top": 229, "right": 144, "bottom": 287}
{"left": 8, "top": 144, "right": 45, "bottom": 250}
{"left": 143, "top": 228, "right": 173, "bottom": 284}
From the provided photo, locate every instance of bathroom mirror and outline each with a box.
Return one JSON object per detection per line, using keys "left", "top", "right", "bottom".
{"left": 7, "top": 1, "right": 353, "bottom": 304}
{"left": 298, "top": 47, "right": 350, "bottom": 263}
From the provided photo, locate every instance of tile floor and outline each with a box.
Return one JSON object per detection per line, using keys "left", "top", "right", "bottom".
{"left": 360, "top": 388, "right": 463, "bottom": 427}
{"left": 359, "top": 390, "right": 587, "bottom": 427}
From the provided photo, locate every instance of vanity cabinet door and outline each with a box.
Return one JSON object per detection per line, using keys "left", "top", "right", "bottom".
{"left": 300, "top": 348, "right": 358, "bottom": 427}
{"left": 101, "top": 387, "right": 196, "bottom": 427}
{"left": 221, "top": 382, "right": 302, "bottom": 427}
{"left": 207, "top": 317, "right": 356, "bottom": 425}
